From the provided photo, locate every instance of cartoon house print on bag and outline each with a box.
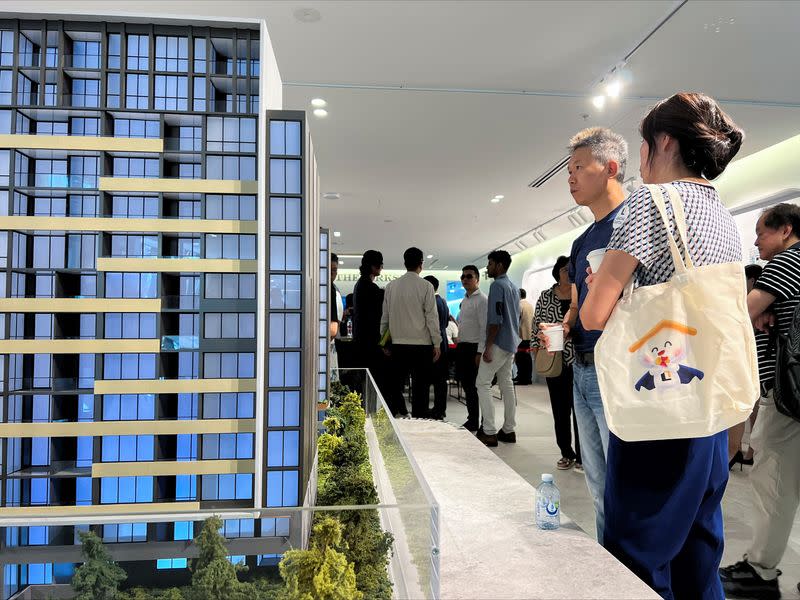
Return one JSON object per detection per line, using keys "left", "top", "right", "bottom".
{"left": 628, "top": 320, "right": 705, "bottom": 392}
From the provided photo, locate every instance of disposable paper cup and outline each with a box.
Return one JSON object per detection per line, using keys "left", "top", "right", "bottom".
{"left": 587, "top": 248, "right": 606, "bottom": 273}
{"left": 542, "top": 324, "right": 565, "bottom": 352}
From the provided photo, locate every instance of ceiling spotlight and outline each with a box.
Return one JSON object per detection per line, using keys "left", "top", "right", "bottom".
{"left": 494, "top": 194, "right": 504, "bottom": 200}
{"left": 592, "top": 95, "right": 606, "bottom": 109}
{"left": 322, "top": 192, "right": 340, "bottom": 200}
{"left": 313, "top": 108, "right": 328, "bottom": 118}
{"left": 605, "top": 79, "right": 622, "bottom": 98}
{"left": 427, "top": 254, "right": 434, "bottom": 259}
{"left": 490, "top": 197, "right": 501, "bottom": 204}
{"left": 333, "top": 231, "right": 341, "bottom": 237}
{"left": 311, "top": 98, "right": 327, "bottom": 108}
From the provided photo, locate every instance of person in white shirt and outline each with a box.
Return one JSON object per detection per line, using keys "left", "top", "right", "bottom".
{"left": 380, "top": 247, "right": 442, "bottom": 417}
{"left": 446, "top": 317, "right": 459, "bottom": 346}
{"left": 456, "top": 264, "right": 488, "bottom": 431}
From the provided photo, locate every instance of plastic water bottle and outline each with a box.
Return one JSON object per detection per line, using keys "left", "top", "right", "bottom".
{"left": 535, "top": 473, "right": 560, "bottom": 530}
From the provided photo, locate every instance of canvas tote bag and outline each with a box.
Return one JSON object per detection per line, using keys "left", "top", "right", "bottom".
{"left": 594, "top": 184, "right": 759, "bottom": 441}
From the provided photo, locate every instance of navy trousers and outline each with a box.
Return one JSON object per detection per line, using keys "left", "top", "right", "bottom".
{"left": 603, "top": 430, "right": 728, "bottom": 600}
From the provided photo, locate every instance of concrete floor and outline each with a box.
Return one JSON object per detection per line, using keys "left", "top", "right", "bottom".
{"left": 433, "top": 381, "right": 800, "bottom": 600}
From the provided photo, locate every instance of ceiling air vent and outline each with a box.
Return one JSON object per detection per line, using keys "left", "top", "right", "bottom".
{"left": 528, "top": 155, "right": 570, "bottom": 188}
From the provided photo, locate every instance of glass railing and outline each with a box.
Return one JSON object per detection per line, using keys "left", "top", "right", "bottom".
{"left": 15, "top": 175, "right": 98, "bottom": 189}
{"left": 6, "top": 377, "right": 94, "bottom": 392}
{"left": 161, "top": 295, "right": 200, "bottom": 310}
{"left": 161, "top": 335, "right": 199, "bottom": 351}
{"left": 333, "top": 367, "right": 441, "bottom": 599}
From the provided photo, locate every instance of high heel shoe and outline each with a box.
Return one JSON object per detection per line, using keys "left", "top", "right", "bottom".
{"left": 729, "top": 450, "right": 755, "bottom": 471}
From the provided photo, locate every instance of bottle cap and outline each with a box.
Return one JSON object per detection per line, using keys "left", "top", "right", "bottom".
{"left": 541, "top": 473, "right": 554, "bottom": 483}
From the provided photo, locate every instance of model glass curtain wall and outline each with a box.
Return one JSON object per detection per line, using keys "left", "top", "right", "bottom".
{"left": 0, "top": 18, "right": 319, "bottom": 599}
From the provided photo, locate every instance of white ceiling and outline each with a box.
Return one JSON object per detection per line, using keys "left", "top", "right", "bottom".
{"left": 17, "top": 0, "right": 800, "bottom": 268}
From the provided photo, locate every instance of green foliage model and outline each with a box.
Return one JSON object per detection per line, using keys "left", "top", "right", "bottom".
{"left": 185, "top": 516, "right": 251, "bottom": 600}
{"left": 292, "top": 385, "right": 394, "bottom": 600}
{"left": 279, "top": 517, "right": 362, "bottom": 600}
{"left": 71, "top": 530, "right": 128, "bottom": 600}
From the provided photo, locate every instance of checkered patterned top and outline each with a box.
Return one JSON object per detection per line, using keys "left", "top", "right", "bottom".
{"left": 607, "top": 181, "right": 742, "bottom": 288}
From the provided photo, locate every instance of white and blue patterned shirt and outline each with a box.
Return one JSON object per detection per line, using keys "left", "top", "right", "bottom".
{"left": 607, "top": 181, "right": 742, "bottom": 288}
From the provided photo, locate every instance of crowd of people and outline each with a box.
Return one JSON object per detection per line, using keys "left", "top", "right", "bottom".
{"left": 328, "top": 91, "right": 800, "bottom": 600}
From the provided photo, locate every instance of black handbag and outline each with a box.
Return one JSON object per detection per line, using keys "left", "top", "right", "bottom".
{"left": 773, "top": 327, "right": 800, "bottom": 422}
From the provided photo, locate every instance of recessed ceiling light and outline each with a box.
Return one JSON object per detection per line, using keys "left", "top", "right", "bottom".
{"left": 313, "top": 108, "right": 328, "bottom": 118}
{"left": 322, "top": 192, "right": 340, "bottom": 200}
{"left": 494, "top": 195, "right": 504, "bottom": 199}
{"left": 333, "top": 231, "right": 341, "bottom": 237}
{"left": 427, "top": 254, "right": 434, "bottom": 259}
{"left": 490, "top": 197, "right": 501, "bottom": 204}
{"left": 311, "top": 98, "right": 327, "bottom": 108}
{"left": 294, "top": 8, "right": 321, "bottom": 23}
{"left": 592, "top": 95, "right": 606, "bottom": 109}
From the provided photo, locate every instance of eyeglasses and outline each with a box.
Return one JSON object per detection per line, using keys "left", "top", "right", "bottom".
{"left": 460, "top": 274, "right": 475, "bottom": 280}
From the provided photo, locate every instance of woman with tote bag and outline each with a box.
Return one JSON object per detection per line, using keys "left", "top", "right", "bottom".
{"left": 532, "top": 256, "right": 582, "bottom": 471}
{"left": 578, "top": 92, "right": 752, "bottom": 599}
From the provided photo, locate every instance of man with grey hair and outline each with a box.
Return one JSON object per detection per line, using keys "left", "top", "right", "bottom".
{"left": 540, "top": 126, "right": 627, "bottom": 543}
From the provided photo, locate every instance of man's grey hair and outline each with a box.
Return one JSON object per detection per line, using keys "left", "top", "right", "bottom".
{"left": 568, "top": 127, "right": 628, "bottom": 183}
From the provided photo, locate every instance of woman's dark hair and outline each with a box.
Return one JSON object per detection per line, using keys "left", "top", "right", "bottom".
{"left": 744, "top": 264, "right": 763, "bottom": 281}
{"left": 552, "top": 255, "right": 570, "bottom": 282}
{"left": 762, "top": 203, "right": 800, "bottom": 237}
{"left": 640, "top": 92, "right": 744, "bottom": 180}
{"left": 359, "top": 249, "right": 383, "bottom": 276}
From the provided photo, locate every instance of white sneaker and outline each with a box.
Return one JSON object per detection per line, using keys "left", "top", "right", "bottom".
{"left": 574, "top": 463, "right": 585, "bottom": 474}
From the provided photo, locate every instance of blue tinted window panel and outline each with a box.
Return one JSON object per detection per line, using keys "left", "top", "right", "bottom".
{"left": 269, "top": 121, "right": 285, "bottom": 155}
{"left": 235, "top": 473, "right": 252, "bottom": 500}
{"left": 285, "top": 122, "right": 301, "bottom": 155}
{"left": 136, "top": 476, "right": 153, "bottom": 502}
{"left": 118, "top": 477, "right": 135, "bottom": 503}
{"left": 100, "top": 478, "right": 117, "bottom": 504}
{"left": 283, "top": 431, "right": 299, "bottom": 467}
{"left": 267, "top": 431, "right": 282, "bottom": 467}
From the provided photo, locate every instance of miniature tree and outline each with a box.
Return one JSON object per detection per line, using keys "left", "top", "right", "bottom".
{"left": 72, "top": 530, "right": 127, "bottom": 600}
{"left": 279, "top": 517, "right": 362, "bottom": 600}
{"left": 187, "top": 516, "right": 250, "bottom": 600}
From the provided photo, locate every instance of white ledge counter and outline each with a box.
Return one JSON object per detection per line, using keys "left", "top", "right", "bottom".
{"left": 394, "top": 419, "right": 659, "bottom": 599}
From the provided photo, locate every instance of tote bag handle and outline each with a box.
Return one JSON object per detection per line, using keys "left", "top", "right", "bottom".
{"left": 621, "top": 184, "right": 692, "bottom": 303}
{"left": 648, "top": 183, "right": 695, "bottom": 273}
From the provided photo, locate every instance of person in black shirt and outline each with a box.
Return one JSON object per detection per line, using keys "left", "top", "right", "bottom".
{"left": 352, "top": 250, "right": 391, "bottom": 400}
{"left": 424, "top": 275, "right": 450, "bottom": 419}
{"left": 721, "top": 203, "right": 800, "bottom": 598}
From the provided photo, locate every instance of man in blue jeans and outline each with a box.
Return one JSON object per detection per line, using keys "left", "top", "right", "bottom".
{"left": 560, "top": 127, "right": 628, "bottom": 543}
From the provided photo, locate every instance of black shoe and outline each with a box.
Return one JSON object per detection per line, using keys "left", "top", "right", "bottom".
{"left": 720, "top": 560, "right": 780, "bottom": 599}
{"left": 497, "top": 429, "right": 516, "bottom": 443}
{"left": 513, "top": 380, "right": 532, "bottom": 386}
{"left": 476, "top": 430, "right": 498, "bottom": 447}
{"left": 462, "top": 421, "right": 478, "bottom": 432}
